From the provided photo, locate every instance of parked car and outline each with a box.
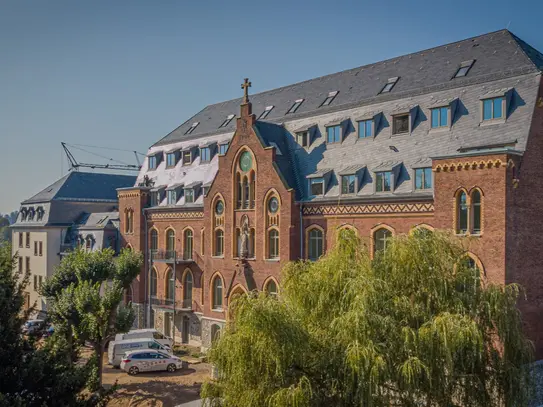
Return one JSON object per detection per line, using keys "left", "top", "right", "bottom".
{"left": 108, "top": 338, "right": 172, "bottom": 368}
{"left": 120, "top": 349, "right": 187, "bottom": 375}
{"left": 22, "top": 319, "right": 45, "bottom": 336}
{"left": 114, "top": 329, "right": 172, "bottom": 349}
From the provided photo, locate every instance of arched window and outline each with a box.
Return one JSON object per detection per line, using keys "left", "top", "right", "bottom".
{"left": 215, "top": 229, "right": 224, "bottom": 256}
{"left": 456, "top": 191, "right": 468, "bottom": 234}
{"left": 150, "top": 229, "right": 158, "bottom": 256}
{"left": 308, "top": 228, "right": 324, "bottom": 260}
{"left": 412, "top": 225, "right": 434, "bottom": 238}
{"left": 166, "top": 269, "right": 175, "bottom": 301}
{"left": 183, "top": 270, "right": 193, "bottom": 307}
{"left": 265, "top": 279, "right": 278, "bottom": 297}
{"left": 268, "top": 229, "right": 279, "bottom": 259}
{"left": 243, "top": 176, "right": 249, "bottom": 208}
{"left": 249, "top": 228, "right": 255, "bottom": 258}
{"left": 211, "top": 324, "right": 221, "bottom": 343}
{"left": 201, "top": 228, "right": 205, "bottom": 256}
{"left": 184, "top": 229, "right": 193, "bottom": 260}
{"left": 373, "top": 228, "right": 392, "bottom": 254}
{"left": 125, "top": 210, "right": 134, "bottom": 234}
{"left": 212, "top": 275, "right": 223, "bottom": 310}
{"left": 250, "top": 171, "right": 256, "bottom": 208}
{"left": 236, "top": 173, "right": 242, "bottom": 209}
{"left": 150, "top": 268, "right": 158, "bottom": 298}
{"left": 166, "top": 229, "right": 176, "bottom": 259}
{"left": 471, "top": 190, "right": 482, "bottom": 235}
{"left": 235, "top": 228, "right": 241, "bottom": 257}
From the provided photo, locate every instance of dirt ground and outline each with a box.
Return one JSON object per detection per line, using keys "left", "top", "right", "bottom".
{"left": 101, "top": 352, "right": 210, "bottom": 407}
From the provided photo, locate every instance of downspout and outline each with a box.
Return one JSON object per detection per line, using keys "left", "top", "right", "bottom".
{"left": 142, "top": 207, "right": 149, "bottom": 328}
{"left": 299, "top": 203, "right": 304, "bottom": 259}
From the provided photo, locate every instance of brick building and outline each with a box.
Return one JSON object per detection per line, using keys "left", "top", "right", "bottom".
{"left": 118, "top": 30, "right": 543, "bottom": 356}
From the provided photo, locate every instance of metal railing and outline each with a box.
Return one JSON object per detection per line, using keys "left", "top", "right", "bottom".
{"left": 150, "top": 296, "right": 194, "bottom": 311}
{"left": 151, "top": 250, "right": 194, "bottom": 262}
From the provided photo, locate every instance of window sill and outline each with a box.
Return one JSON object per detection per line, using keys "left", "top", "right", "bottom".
{"left": 211, "top": 255, "right": 225, "bottom": 259}
{"left": 392, "top": 131, "right": 410, "bottom": 136}
{"left": 429, "top": 126, "right": 450, "bottom": 134}
{"left": 265, "top": 258, "right": 280, "bottom": 262}
{"left": 212, "top": 308, "right": 224, "bottom": 312}
{"left": 479, "top": 118, "right": 506, "bottom": 127}
{"left": 165, "top": 166, "right": 176, "bottom": 169}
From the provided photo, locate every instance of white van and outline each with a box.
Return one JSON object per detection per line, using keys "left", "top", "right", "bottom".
{"left": 114, "top": 329, "right": 173, "bottom": 349}
{"left": 108, "top": 338, "right": 171, "bottom": 368}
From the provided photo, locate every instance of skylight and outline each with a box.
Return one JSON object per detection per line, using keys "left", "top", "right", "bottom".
{"left": 380, "top": 77, "right": 399, "bottom": 94}
{"left": 287, "top": 98, "right": 304, "bottom": 114}
{"left": 321, "top": 91, "right": 339, "bottom": 107}
{"left": 185, "top": 122, "right": 199, "bottom": 135}
{"left": 453, "top": 60, "right": 475, "bottom": 78}
{"left": 219, "top": 114, "right": 235, "bottom": 128}
{"left": 258, "top": 106, "right": 274, "bottom": 120}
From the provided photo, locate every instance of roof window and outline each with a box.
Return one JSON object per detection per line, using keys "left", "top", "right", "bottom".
{"left": 453, "top": 60, "right": 475, "bottom": 78}
{"left": 258, "top": 106, "right": 274, "bottom": 120}
{"left": 320, "top": 91, "right": 339, "bottom": 107}
{"left": 287, "top": 99, "right": 304, "bottom": 114}
{"left": 219, "top": 114, "right": 235, "bottom": 128}
{"left": 380, "top": 77, "right": 399, "bottom": 94}
{"left": 184, "top": 122, "right": 199, "bottom": 135}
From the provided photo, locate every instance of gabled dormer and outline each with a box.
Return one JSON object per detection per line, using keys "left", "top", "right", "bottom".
{"left": 147, "top": 151, "right": 163, "bottom": 170}
{"left": 165, "top": 148, "right": 180, "bottom": 168}
{"left": 338, "top": 165, "right": 366, "bottom": 195}
{"left": 150, "top": 186, "right": 166, "bottom": 207}
{"left": 181, "top": 145, "right": 198, "bottom": 166}
{"left": 165, "top": 183, "right": 184, "bottom": 205}
{"left": 325, "top": 118, "right": 349, "bottom": 144}
{"left": 199, "top": 142, "right": 217, "bottom": 163}
{"left": 293, "top": 123, "right": 317, "bottom": 148}
{"left": 307, "top": 169, "right": 333, "bottom": 197}
{"left": 391, "top": 106, "right": 419, "bottom": 135}
{"left": 184, "top": 181, "right": 202, "bottom": 204}
{"left": 372, "top": 162, "right": 403, "bottom": 193}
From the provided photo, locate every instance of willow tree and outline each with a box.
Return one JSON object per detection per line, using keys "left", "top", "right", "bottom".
{"left": 202, "top": 230, "right": 533, "bottom": 407}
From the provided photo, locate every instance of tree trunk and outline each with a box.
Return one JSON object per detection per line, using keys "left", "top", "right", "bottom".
{"left": 94, "top": 343, "right": 104, "bottom": 388}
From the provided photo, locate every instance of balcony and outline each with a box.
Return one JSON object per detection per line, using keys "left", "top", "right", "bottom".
{"left": 150, "top": 250, "right": 194, "bottom": 264}
{"left": 150, "top": 296, "right": 194, "bottom": 312}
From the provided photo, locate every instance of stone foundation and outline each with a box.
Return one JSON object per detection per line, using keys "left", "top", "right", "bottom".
{"left": 201, "top": 317, "right": 225, "bottom": 352}
{"left": 132, "top": 302, "right": 145, "bottom": 329}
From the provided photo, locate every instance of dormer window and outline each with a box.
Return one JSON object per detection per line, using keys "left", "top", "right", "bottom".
{"left": 200, "top": 147, "right": 211, "bottom": 162}
{"left": 167, "top": 190, "right": 177, "bottom": 205}
{"left": 150, "top": 190, "right": 161, "bottom": 206}
{"left": 326, "top": 125, "right": 341, "bottom": 143}
{"left": 287, "top": 99, "right": 304, "bottom": 114}
{"left": 310, "top": 178, "right": 325, "bottom": 196}
{"left": 375, "top": 171, "right": 392, "bottom": 192}
{"left": 166, "top": 152, "right": 177, "bottom": 168}
{"left": 482, "top": 96, "right": 504, "bottom": 121}
{"left": 358, "top": 119, "right": 373, "bottom": 138}
{"left": 321, "top": 91, "right": 338, "bottom": 107}
{"left": 219, "top": 114, "right": 235, "bottom": 128}
{"left": 341, "top": 174, "right": 356, "bottom": 194}
{"left": 258, "top": 106, "right": 274, "bottom": 120}
{"left": 185, "top": 122, "right": 199, "bottom": 135}
{"left": 431, "top": 107, "right": 449, "bottom": 128}
{"left": 297, "top": 131, "right": 309, "bottom": 147}
{"left": 453, "top": 60, "right": 475, "bottom": 78}
{"left": 148, "top": 155, "right": 158, "bottom": 170}
{"left": 219, "top": 142, "right": 229, "bottom": 155}
{"left": 182, "top": 150, "right": 192, "bottom": 165}
{"left": 392, "top": 114, "right": 409, "bottom": 134}
{"left": 380, "top": 77, "right": 399, "bottom": 94}
{"left": 415, "top": 167, "right": 432, "bottom": 190}
{"left": 185, "top": 189, "right": 195, "bottom": 204}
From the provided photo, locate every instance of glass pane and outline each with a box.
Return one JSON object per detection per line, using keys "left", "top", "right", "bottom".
{"left": 383, "top": 172, "right": 391, "bottom": 191}
{"left": 440, "top": 107, "right": 448, "bottom": 126}
{"left": 366, "top": 120, "right": 372, "bottom": 137}
{"left": 431, "top": 109, "right": 439, "bottom": 128}
{"left": 483, "top": 99, "right": 492, "bottom": 120}
{"left": 327, "top": 127, "right": 333, "bottom": 143}
{"left": 348, "top": 176, "right": 355, "bottom": 193}
{"left": 458, "top": 193, "right": 468, "bottom": 233}
{"left": 473, "top": 204, "right": 481, "bottom": 233}
{"left": 493, "top": 98, "right": 503, "bottom": 119}
{"left": 415, "top": 169, "right": 423, "bottom": 190}
{"left": 424, "top": 168, "right": 432, "bottom": 189}
{"left": 376, "top": 172, "right": 383, "bottom": 192}
{"left": 359, "top": 122, "right": 365, "bottom": 138}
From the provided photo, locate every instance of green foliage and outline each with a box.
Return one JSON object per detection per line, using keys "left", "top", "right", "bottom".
{"left": 202, "top": 230, "right": 534, "bottom": 407}
{"left": 42, "top": 247, "right": 143, "bottom": 388}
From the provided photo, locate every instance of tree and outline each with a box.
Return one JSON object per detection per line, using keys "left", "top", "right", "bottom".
{"left": 42, "top": 248, "right": 143, "bottom": 388}
{"left": 202, "top": 230, "right": 533, "bottom": 407}
{"left": 0, "top": 241, "right": 101, "bottom": 406}
{"left": 0, "top": 216, "right": 10, "bottom": 242}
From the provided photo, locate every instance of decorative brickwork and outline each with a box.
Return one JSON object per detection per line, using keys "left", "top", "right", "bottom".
{"left": 303, "top": 202, "right": 434, "bottom": 216}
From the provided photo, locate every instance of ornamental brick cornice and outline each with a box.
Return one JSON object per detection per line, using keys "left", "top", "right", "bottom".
{"left": 148, "top": 211, "right": 204, "bottom": 220}
{"left": 118, "top": 191, "right": 149, "bottom": 198}
{"left": 302, "top": 202, "right": 434, "bottom": 216}
{"left": 434, "top": 158, "right": 515, "bottom": 173}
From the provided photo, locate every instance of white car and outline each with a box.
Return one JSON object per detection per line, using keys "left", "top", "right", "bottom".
{"left": 120, "top": 349, "right": 187, "bottom": 375}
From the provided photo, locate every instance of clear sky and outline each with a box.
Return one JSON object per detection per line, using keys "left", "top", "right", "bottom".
{"left": 1, "top": 0, "right": 542, "bottom": 213}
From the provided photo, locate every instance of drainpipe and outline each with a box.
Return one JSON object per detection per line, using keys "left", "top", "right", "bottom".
{"left": 299, "top": 203, "right": 304, "bottom": 259}
{"left": 142, "top": 207, "right": 150, "bottom": 328}
{"left": 172, "top": 253, "right": 176, "bottom": 347}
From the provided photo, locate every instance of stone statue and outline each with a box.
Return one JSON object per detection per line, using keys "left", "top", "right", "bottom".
{"left": 240, "top": 216, "right": 250, "bottom": 259}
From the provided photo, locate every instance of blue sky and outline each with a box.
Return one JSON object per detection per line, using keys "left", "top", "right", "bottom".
{"left": 1, "top": 0, "right": 542, "bottom": 213}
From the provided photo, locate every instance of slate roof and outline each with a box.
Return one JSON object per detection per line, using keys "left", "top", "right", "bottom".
{"left": 22, "top": 172, "right": 136, "bottom": 204}
{"left": 153, "top": 30, "right": 542, "bottom": 146}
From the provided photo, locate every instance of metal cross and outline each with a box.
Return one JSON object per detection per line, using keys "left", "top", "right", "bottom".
{"left": 241, "top": 78, "right": 251, "bottom": 104}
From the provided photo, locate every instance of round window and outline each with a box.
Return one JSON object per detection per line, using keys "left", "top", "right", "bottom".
{"left": 268, "top": 197, "right": 279, "bottom": 213}
{"left": 215, "top": 200, "right": 224, "bottom": 215}
{"left": 239, "top": 151, "right": 252, "bottom": 172}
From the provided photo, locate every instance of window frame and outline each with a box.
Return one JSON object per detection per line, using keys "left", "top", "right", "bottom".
{"left": 375, "top": 171, "right": 392, "bottom": 193}
{"left": 184, "top": 122, "right": 199, "bottom": 135}
{"left": 379, "top": 77, "right": 399, "bottom": 94}
{"left": 326, "top": 125, "right": 342, "bottom": 144}
{"left": 258, "top": 106, "right": 274, "bottom": 120}
{"left": 148, "top": 155, "right": 158, "bottom": 170}
{"left": 267, "top": 228, "right": 280, "bottom": 260}
{"left": 309, "top": 178, "right": 325, "bottom": 197}
{"left": 211, "top": 275, "right": 223, "bottom": 310}
{"left": 452, "top": 60, "right": 475, "bottom": 79}
{"left": 182, "top": 150, "right": 192, "bottom": 166}
{"left": 219, "top": 143, "right": 229, "bottom": 155}
{"left": 320, "top": 91, "right": 339, "bottom": 107}
{"left": 430, "top": 106, "right": 450, "bottom": 129}
{"left": 185, "top": 188, "right": 195, "bottom": 204}
{"left": 341, "top": 174, "right": 357, "bottom": 195}
{"left": 307, "top": 227, "right": 324, "bottom": 261}
{"left": 392, "top": 113, "right": 410, "bottom": 135}
{"left": 167, "top": 190, "right": 177, "bottom": 205}
{"left": 358, "top": 119, "right": 373, "bottom": 138}
{"left": 373, "top": 227, "right": 393, "bottom": 256}
{"left": 482, "top": 96, "right": 505, "bottom": 122}
{"left": 166, "top": 153, "right": 177, "bottom": 168}
{"left": 456, "top": 191, "right": 469, "bottom": 235}
{"left": 219, "top": 114, "right": 235, "bottom": 128}
{"left": 296, "top": 131, "right": 309, "bottom": 148}
{"left": 287, "top": 98, "right": 304, "bottom": 114}
{"left": 214, "top": 229, "right": 224, "bottom": 257}
{"left": 414, "top": 167, "right": 432, "bottom": 191}
{"left": 200, "top": 147, "right": 211, "bottom": 162}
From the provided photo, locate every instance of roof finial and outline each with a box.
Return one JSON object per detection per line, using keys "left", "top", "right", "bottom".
{"left": 241, "top": 78, "right": 252, "bottom": 104}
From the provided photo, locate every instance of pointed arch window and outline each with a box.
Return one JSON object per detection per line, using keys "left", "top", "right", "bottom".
{"left": 215, "top": 229, "right": 224, "bottom": 257}
{"left": 212, "top": 275, "right": 223, "bottom": 310}
{"left": 183, "top": 270, "right": 193, "bottom": 306}
{"left": 243, "top": 176, "right": 250, "bottom": 209}
{"left": 166, "top": 269, "right": 175, "bottom": 301}
{"left": 374, "top": 228, "right": 392, "bottom": 254}
{"left": 250, "top": 171, "right": 255, "bottom": 208}
{"left": 308, "top": 228, "right": 324, "bottom": 260}
{"left": 268, "top": 229, "right": 279, "bottom": 259}
{"left": 456, "top": 191, "right": 468, "bottom": 234}
{"left": 236, "top": 173, "right": 242, "bottom": 209}
{"left": 150, "top": 268, "right": 158, "bottom": 298}
{"left": 471, "top": 190, "right": 482, "bottom": 235}
{"left": 166, "top": 229, "right": 176, "bottom": 259}
{"left": 125, "top": 210, "right": 134, "bottom": 234}
{"left": 150, "top": 230, "right": 158, "bottom": 256}
{"left": 265, "top": 279, "right": 278, "bottom": 297}
{"left": 184, "top": 229, "right": 193, "bottom": 260}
